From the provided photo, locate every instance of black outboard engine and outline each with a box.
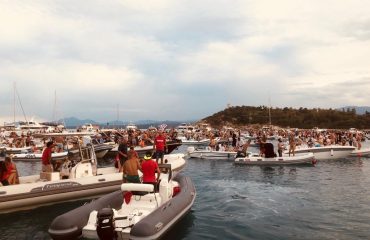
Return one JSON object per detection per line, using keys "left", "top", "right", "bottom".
{"left": 96, "top": 207, "right": 116, "bottom": 240}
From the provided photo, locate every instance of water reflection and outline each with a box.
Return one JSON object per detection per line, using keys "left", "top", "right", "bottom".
{"left": 162, "top": 210, "right": 196, "bottom": 240}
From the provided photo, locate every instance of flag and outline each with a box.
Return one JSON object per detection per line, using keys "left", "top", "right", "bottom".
{"left": 158, "top": 124, "right": 167, "bottom": 131}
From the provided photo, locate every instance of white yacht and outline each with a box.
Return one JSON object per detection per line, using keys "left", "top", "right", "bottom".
{"left": 126, "top": 122, "right": 138, "bottom": 131}
{"left": 175, "top": 123, "right": 196, "bottom": 133}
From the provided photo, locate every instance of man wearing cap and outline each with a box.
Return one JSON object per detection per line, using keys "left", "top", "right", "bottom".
{"left": 41, "top": 141, "right": 54, "bottom": 172}
{"left": 154, "top": 130, "right": 167, "bottom": 164}
{"left": 141, "top": 151, "right": 160, "bottom": 191}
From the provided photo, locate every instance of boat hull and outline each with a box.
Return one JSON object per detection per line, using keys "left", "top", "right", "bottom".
{"left": 0, "top": 169, "right": 122, "bottom": 214}
{"left": 49, "top": 190, "right": 123, "bottom": 240}
{"left": 234, "top": 153, "right": 315, "bottom": 166}
{"left": 12, "top": 152, "right": 68, "bottom": 162}
{"left": 106, "top": 140, "right": 182, "bottom": 159}
{"left": 288, "top": 146, "right": 356, "bottom": 160}
{"left": 95, "top": 150, "right": 109, "bottom": 159}
{"left": 93, "top": 144, "right": 114, "bottom": 159}
{"left": 349, "top": 148, "right": 370, "bottom": 157}
{"left": 180, "top": 139, "right": 210, "bottom": 145}
{"left": 5, "top": 146, "right": 32, "bottom": 154}
{"left": 188, "top": 150, "right": 237, "bottom": 159}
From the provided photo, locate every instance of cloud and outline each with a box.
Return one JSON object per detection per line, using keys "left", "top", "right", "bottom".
{"left": 0, "top": 0, "right": 369, "bottom": 123}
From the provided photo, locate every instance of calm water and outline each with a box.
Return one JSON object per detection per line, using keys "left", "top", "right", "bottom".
{"left": 1, "top": 143, "right": 370, "bottom": 240}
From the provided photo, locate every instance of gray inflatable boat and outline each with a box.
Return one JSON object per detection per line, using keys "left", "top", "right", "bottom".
{"left": 48, "top": 172, "right": 196, "bottom": 240}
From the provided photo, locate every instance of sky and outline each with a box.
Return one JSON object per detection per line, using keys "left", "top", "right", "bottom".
{"left": 0, "top": 0, "right": 369, "bottom": 123}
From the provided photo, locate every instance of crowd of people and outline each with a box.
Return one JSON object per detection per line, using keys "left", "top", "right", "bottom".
{"left": 116, "top": 129, "right": 167, "bottom": 190}
{"left": 201, "top": 127, "right": 368, "bottom": 158}
{"left": 1, "top": 124, "right": 368, "bottom": 187}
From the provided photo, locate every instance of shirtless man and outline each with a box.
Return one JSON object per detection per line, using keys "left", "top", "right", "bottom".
{"left": 122, "top": 151, "right": 142, "bottom": 183}
{"left": 288, "top": 135, "right": 296, "bottom": 157}
{"left": 356, "top": 133, "right": 362, "bottom": 150}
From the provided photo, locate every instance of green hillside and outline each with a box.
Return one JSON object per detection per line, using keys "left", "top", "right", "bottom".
{"left": 202, "top": 106, "right": 370, "bottom": 129}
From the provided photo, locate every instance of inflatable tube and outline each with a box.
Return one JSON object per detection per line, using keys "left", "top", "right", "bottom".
{"left": 48, "top": 190, "right": 123, "bottom": 240}
{"left": 48, "top": 174, "right": 196, "bottom": 240}
{"left": 130, "top": 174, "right": 196, "bottom": 239}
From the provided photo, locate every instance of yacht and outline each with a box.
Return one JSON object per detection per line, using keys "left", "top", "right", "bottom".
{"left": 175, "top": 123, "right": 196, "bottom": 133}
{"left": 126, "top": 122, "right": 138, "bottom": 132}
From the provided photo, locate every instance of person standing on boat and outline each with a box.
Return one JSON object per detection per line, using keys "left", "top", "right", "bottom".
{"left": 232, "top": 132, "right": 237, "bottom": 148}
{"left": 356, "top": 133, "right": 362, "bottom": 150}
{"left": 209, "top": 136, "right": 217, "bottom": 150}
{"left": 41, "top": 141, "right": 54, "bottom": 172}
{"left": 277, "top": 138, "right": 285, "bottom": 157}
{"left": 235, "top": 137, "right": 245, "bottom": 157}
{"left": 154, "top": 130, "right": 167, "bottom": 164}
{"left": 141, "top": 151, "right": 161, "bottom": 191}
{"left": 122, "top": 151, "right": 142, "bottom": 183}
{"left": 288, "top": 135, "right": 296, "bottom": 157}
{"left": 117, "top": 138, "right": 128, "bottom": 172}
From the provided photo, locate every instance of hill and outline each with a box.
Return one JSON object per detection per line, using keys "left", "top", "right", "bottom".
{"left": 202, "top": 106, "right": 370, "bottom": 129}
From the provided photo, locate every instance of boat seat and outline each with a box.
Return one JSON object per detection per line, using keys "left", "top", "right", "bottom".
{"left": 118, "top": 193, "right": 161, "bottom": 217}
{"left": 121, "top": 183, "right": 154, "bottom": 193}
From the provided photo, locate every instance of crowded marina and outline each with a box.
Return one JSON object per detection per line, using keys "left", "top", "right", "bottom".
{"left": 0, "top": 120, "right": 370, "bottom": 239}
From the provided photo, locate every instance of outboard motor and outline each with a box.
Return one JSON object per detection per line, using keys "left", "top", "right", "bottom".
{"left": 96, "top": 207, "right": 116, "bottom": 240}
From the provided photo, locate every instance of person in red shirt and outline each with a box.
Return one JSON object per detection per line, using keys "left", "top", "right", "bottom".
{"left": 2, "top": 156, "right": 19, "bottom": 185}
{"left": 153, "top": 130, "right": 167, "bottom": 164}
{"left": 42, "top": 141, "right": 54, "bottom": 172}
{"left": 141, "top": 151, "right": 160, "bottom": 191}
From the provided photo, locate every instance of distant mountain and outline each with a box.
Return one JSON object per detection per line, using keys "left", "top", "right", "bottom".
{"left": 61, "top": 117, "right": 100, "bottom": 127}
{"left": 60, "top": 117, "right": 191, "bottom": 128}
{"left": 338, "top": 106, "right": 370, "bottom": 115}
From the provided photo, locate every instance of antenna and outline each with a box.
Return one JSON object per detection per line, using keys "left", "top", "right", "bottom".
{"left": 268, "top": 94, "right": 272, "bottom": 126}
{"left": 13, "top": 82, "right": 16, "bottom": 124}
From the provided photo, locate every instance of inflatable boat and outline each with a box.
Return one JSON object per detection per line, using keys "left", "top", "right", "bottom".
{"left": 0, "top": 142, "right": 186, "bottom": 214}
{"left": 284, "top": 145, "right": 356, "bottom": 160}
{"left": 48, "top": 171, "right": 196, "bottom": 240}
{"left": 235, "top": 152, "right": 316, "bottom": 166}
{"left": 11, "top": 151, "right": 69, "bottom": 162}
{"left": 187, "top": 146, "right": 237, "bottom": 160}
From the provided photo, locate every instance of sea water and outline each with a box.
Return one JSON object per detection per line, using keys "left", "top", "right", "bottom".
{"left": 1, "top": 143, "right": 370, "bottom": 240}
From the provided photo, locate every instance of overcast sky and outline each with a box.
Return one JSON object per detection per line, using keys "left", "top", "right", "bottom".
{"left": 1, "top": 0, "right": 369, "bottom": 123}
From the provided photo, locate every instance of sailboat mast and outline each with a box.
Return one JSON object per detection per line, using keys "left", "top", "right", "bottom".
{"left": 14, "top": 83, "right": 28, "bottom": 124}
{"left": 268, "top": 95, "right": 272, "bottom": 126}
{"left": 52, "top": 90, "right": 57, "bottom": 122}
{"left": 117, "top": 103, "right": 119, "bottom": 122}
{"left": 13, "top": 82, "right": 16, "bottom": 124}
